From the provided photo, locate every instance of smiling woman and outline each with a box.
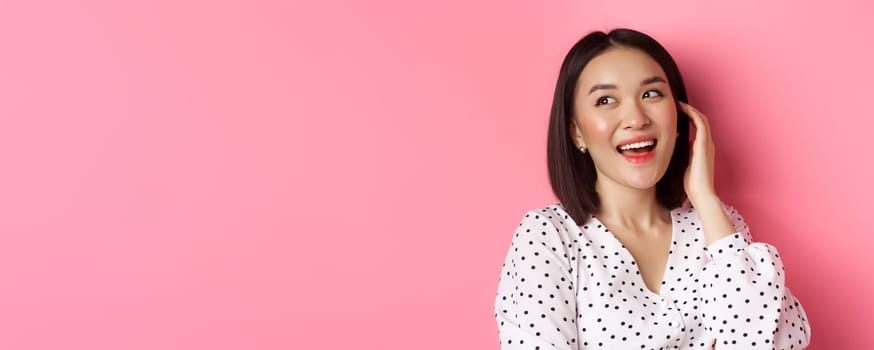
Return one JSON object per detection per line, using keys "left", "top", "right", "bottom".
{"left": 494, "top": 29, "right": 811, "bottom": 349}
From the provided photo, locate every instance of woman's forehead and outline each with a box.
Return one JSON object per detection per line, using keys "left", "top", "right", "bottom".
{"left": 578, "top": 47, "right": 667, "bottom": 87}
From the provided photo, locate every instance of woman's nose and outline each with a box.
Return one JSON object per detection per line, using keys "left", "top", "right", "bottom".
{"left": 622, "top": 103, "right": 651, "bottom": 129}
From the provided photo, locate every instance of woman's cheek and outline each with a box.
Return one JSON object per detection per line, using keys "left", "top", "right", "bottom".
{"left": 586, "top": 116, "right": 613, "bottom": 136}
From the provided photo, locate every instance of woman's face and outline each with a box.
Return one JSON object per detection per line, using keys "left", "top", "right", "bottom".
{"left": 572, "top": 46, "right": 678, "bottom": 191}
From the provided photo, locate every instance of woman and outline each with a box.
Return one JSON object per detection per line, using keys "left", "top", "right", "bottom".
{"left": 494, "top": 28, "right": 811, "bottom": 349}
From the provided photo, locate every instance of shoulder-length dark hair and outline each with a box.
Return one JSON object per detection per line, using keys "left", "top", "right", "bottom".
{"left": 547, "top": 28, "right": 690, "bottom": 224}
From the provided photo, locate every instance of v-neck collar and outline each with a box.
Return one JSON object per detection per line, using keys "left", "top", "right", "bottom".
{"left": 589, "top": 207, "right": 678, "bottom": 299}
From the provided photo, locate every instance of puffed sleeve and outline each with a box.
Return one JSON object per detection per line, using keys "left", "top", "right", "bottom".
{"left": 494, "top": 210, "right": 579, "bottom": 350}
{"left": 699, "top": 206, "right": 812, "bottom": 349}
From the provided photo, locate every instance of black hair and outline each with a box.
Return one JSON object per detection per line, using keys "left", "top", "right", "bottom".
{"left": 546, "top": 28, "right": 690, "bottom": 224}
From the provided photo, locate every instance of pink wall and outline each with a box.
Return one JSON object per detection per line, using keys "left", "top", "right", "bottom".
{"left": 0, "top": 0, "right": 869, "bottom": 349}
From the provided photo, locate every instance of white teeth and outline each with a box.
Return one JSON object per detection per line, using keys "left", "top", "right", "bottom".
{"left": 618, "top": 140, "right": 655, "bottom": 151}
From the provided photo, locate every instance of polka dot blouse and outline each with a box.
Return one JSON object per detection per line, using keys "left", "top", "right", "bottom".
{"left": 494, "top": 201, "right": 811, "bottom": 349}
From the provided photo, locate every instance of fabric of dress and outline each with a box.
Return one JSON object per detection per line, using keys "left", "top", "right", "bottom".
{"left": 494, "top": 201, "right": 811, "bottom": 349}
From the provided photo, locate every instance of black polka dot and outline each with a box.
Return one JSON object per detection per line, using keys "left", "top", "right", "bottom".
{"left": 495, "top": 202, "right": 810, "bottom": 349}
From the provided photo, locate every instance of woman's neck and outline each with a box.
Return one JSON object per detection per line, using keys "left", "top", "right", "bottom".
{"left": 595, "top": 177, "right": 670, "bottom": 232}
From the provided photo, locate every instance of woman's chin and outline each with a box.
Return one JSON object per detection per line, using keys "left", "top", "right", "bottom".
{"left": 622, "top": 175, "right": 663, "bottom": 190}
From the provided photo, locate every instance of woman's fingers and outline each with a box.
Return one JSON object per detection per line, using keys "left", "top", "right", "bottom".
{"left": 680, "top": 102, "right": 705, "bottom": 131}
{"left": 680, "top": 101, "right": 712, "bottom": 146}
{"left": 679, "top": 101, "right": 717, "bottom": 204}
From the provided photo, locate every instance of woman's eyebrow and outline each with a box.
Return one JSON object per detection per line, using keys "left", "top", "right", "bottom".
{"left": 587, "top": 76, "right": 666, "bottom": 95}
{"left": 587, "top": 83, "right": 617, "bottom": 95}
{"left": 641, "top": 76, "right": 666, "bottom": 85}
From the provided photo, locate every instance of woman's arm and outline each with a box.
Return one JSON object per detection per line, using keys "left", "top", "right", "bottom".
{"left": 699, "top": 206, "right": 812, "bottom": 349}
{"left": 680, "top": 102, "right": 811, "bottom": 348}
{"left": 494, "top": 210, "right": 580, "bottom": 350}
{"left": 679, "top": 102, "right": 735, "bottom": 246}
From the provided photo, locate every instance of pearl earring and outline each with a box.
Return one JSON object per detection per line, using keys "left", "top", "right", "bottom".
{"left": 579, "top": 146, "right": 587, "bottom": 154}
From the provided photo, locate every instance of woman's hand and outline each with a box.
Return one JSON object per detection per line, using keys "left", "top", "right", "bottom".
{"left": 680, "top": 102, "right": 717, "bottom": 205}
{"left": 680, "top": 102, "right": 735, "bottom": 244}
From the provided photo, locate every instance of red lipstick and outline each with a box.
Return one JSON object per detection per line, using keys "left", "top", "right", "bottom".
{"left": 616, "top": 135, "right": 657, "bottom": 164}
{"left": 620, "top": 149, "right": 655, "bottom": 163}
{"left": 616, "top": 135, "right": 657, "bottom": 148}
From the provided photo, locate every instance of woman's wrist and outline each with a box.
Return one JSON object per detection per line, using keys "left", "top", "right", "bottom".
{"left": 686, "top": 188, "right": 718, "bottom": 208}
{"left": 691, "top": 194, "right": 735, "bottom": 245}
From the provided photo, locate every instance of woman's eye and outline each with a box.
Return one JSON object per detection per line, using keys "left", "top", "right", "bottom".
{"left": 643, "top": 90, "right": 663, "bottom": 99}
{"left": 596, "top": 96, "right": 616, "bottom": 106}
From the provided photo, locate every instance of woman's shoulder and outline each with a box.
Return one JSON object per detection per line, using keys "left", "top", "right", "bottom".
{"left": 519, "top": 202, "right": 594, "bottom": 229}
{"left": 512, "top": 203, "right": 591, "bottom": 255}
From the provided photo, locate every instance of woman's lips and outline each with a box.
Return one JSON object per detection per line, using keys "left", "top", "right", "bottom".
{"left": 616, "top": 139, "right": 657, "bottom": 164}
{"left": 616, "top": 135, "right": 657, "bottom": 149}
{"left": 620, "top": 148, "right": 655, "bottom": 163}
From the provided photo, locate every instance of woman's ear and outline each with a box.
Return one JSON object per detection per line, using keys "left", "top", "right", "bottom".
{"left": 569, "top": 120, "right": 586, "bottom": 149}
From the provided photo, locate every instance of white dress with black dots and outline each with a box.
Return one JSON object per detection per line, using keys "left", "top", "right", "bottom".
{"left": 494, "top": 201, "right": 811, "bottom": 349}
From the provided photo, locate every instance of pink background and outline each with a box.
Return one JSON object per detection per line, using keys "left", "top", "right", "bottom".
{"left": 0, "top": 0, "right": 870, "bottom": 349}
